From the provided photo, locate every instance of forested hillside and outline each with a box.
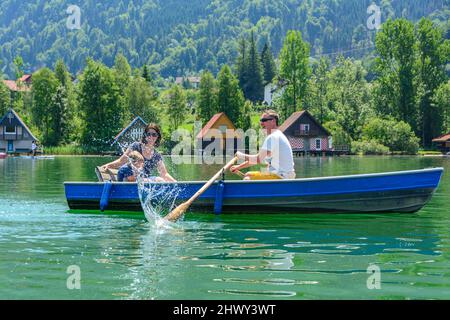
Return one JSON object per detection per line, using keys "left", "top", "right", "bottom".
{"left": 0, "top": 0, "right": 448, "bottom": 78}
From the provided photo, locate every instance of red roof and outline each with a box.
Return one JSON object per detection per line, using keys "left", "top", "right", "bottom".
{"left": 3, "top": 80, "right": 30, "bottom": 92}
{"left": 432, "top": 132, "right": 450, "bottom": 142}
{"left": 196, "top": 112, "right": 230, "bottom": 139}
{"left": 279, "top": 110, "right": 330, "bottom": 136}
{"left": 19, "top": 74, "right": 32, "bottom": 82}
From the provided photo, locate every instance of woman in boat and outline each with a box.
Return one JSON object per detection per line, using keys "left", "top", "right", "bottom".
{"left": 230, "top": 110, "right": 295, "bottom": 180}
{"left": 101, "top": 123, "right": 176, "bottom": 182}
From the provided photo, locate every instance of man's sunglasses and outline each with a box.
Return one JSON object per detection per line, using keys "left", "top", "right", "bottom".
{"left": 144, "top": 132, "right": 159, "bottom": 137}
{"left": 260, "top": 117, "right": 274, "bottom": 122}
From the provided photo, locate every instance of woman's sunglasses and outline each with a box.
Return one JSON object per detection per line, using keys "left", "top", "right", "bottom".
{"left": 144, "top": 132, "right": 159, "bottom": 138}
{"left": 260, "top": 117, "right": 274, "bottom": 122}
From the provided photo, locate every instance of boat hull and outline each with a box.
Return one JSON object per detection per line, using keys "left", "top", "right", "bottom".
{"left": 64, "top": 168, "right": 443, "bottom": 214}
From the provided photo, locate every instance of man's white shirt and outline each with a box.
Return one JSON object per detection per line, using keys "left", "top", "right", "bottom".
{"left": 261, "top": 129, "right": 295, "bottom": 179}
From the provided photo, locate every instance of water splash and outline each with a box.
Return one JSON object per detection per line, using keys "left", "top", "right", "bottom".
{"left": 116, "top": 141, "right": 184, "bottom": 228}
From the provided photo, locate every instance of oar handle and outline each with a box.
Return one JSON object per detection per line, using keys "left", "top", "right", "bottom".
{"left": 186, "top": 156, "right": 238, "bottom": 205}
{"left": 234, "top": 170, "right": 245, "bottom": 178}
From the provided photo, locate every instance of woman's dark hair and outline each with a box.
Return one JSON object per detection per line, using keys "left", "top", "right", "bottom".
{"left": 141, "top": 123, "right": 162, "bottom": 147}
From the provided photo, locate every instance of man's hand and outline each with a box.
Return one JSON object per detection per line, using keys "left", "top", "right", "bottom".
{"left": 230, "top": 165, "right": 239, "bottom": 173}
{"left": 235, "top": 151, "right": 246, "bottom": 160}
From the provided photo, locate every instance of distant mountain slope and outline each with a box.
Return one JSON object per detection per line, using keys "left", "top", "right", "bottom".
{"left": 0, "top": 0, "right": 448, "bottom": 78}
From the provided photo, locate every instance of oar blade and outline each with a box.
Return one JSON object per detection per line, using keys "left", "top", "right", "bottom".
{"left": 165, "top": 201, "right": 190, "bottom": 222}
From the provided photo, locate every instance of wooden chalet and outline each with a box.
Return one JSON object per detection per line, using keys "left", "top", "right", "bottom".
{"left": 0, "top": 109, "right": 38, "bottom": 154}
{"left": 279, "top": 110, "right": 336, "bottom": 156}
{"left": 432, "top": 132, "right": 450, "bottom": 154}
{"left": 196, "top": 112, "right": 243, "bottom": 156}
{"left": 111, "top": 116, "right": 148, "bottom": 150}
{"left": 2, "top": 74, "right": 32, "bottom": 93}
{"left": 175, "top": 76, "right": 201, "bottom": 89}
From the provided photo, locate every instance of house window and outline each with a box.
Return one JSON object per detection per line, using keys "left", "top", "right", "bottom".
{"left": 315, "top": 138, "right": 322, "bottom": 150}
{"left": 131, "top": 128, "right": 144, "bottom": 141}
{"left": 300, "top": 124, "right": 310, "bottom": 135}
{"left": 6, "top": 126, "right": 15, "bottom": 134}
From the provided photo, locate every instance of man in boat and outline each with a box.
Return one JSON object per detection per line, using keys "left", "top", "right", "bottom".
{"left": 230, "top": 110, "right": 295, "bottom": 180}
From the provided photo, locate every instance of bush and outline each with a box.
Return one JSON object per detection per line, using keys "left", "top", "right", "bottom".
{"left": 351, "top": 139, "right": 390, "bottom": 155}
{"left": 361, "top": 117, "right": 419, "bottom": 154}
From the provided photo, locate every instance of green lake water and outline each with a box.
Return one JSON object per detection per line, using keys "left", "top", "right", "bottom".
{"left": 0, "top": 155, "right": 449, "bottom": 299}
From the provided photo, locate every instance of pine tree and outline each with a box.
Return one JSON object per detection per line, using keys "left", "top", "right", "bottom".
{"left": 197, "top": 70, "right": 217, "bottom": 123}
{"left": 245, "top": 31, "right": 264, "bottom": 102}
{"left": 261, "top": 42, "right": 277, "bottom": 85}
{"left": 48, "top": 86, "right": 69, "bottom": 146}
{"left": 236, "top": 37, "right": 248, "bottom": 95}
{"left": 217, "top": 65, "right": 245, "bottom": 126}
{"left": 165, "top": 85, "right": 187, "bottom": 131}
{"left": 142, "top": 64, "right": 152, "bottom": 83}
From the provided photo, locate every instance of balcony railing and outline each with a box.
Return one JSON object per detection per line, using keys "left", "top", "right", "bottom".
{"left": 294, "top": 130, "right": 310, "bottom": 136}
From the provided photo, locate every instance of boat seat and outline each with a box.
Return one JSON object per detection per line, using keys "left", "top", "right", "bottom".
{"left": 95, "top": 166, "right": 118, "bottom": 182}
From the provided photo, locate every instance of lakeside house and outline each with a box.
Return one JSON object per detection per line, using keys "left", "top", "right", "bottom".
{"left": 111, "top": 116, "right": 148, "bottom": 151}
{"left": 0, "top": 108, "right": 38, "bottom": 154}
{"left": 432, "top": 132, "right": 450, "bottom": 154}
{"left": 175, "top": 76, "right": 201, "bottom": 89}
{"left": 279, "top": 110, "right": 335, "bottom": 155}
{"left": 3, "top": 74, "right": 32, "bottom": 93}
{"left": 196, "top": 112, "right": 243, "bottom": 156}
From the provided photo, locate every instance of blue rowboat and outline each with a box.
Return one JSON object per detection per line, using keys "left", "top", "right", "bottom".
{"left": 64, "top": 167, "right": 443, "bottom": 214}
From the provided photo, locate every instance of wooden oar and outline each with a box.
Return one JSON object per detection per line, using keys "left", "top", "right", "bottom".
{"left": 234, "top": 170, "right": 245, "bottom": 178}
{"left": 165, "top": 156, "right": 238, "bottom": 222}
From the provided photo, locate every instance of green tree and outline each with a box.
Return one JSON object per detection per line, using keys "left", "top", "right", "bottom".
{"left": 416, "top": 18, "right": 450, "bottom": 147}
{"left": 165, "top": 85, "right": 187, "bottom": 131}
{"left": 48, "top": 86, "right": 69, "bottom": 146}
{"left": 78, "top": 59, "right": 124, "bottom": 151}
{"left": 217, "top": 65, "right": 245, "bottom": 125}
{"left": 326, "top": 57, "right": 372, "bottom": 140}
{"left": 245, "top": 31, "right": 264, "bottom": 102}
{"left": 31, "top": 68, "right": 59, "bottom": 145}
{"left": 239, "top": 100, "right": 253, "bottom": 131}
{"left": 432, "top": 80, "right": 450, "bottom": 134}
{"left": 308, "top": 57, "right": 330, "bottom": 124}
{"left": 13, "top": 55, "right": 24, "bottom": 80}
{"left": 236, "top": 37, "right": 248, "bottom": 97}
{"left": 0, "top": 79, "right": 10, "bottom": 115}
{"left": 197, "top": 70, "right": 217, "bottom": 123}
{"left": 261, "top": 42, "right": 277, "bottom": 85}
{"left": 114, "top": 53, "right": 132, "bottom": 101}
{"left": 126, "top": 76, "right": 160, "bottom": 123}
{"left": 54, "top": 59, "right": 76, "bottom": 144}
{"left": 142, "top": 64, "right": 152, "bottom": 83}
{"left": 279, "top": 30, "right": 311, "bottom": 115}
{"left": 373, "top": 18, "right": 418, "bottom": 132}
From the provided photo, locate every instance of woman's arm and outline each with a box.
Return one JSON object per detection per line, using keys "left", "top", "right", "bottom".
{"left": 157, "top": 160, "right": 177, "bottom": 182}
{"left": 101, "top": 148, "right": 132, "bottom": 170}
